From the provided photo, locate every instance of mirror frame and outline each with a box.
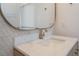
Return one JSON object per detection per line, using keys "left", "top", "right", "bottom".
{"left": 0, "top": 3, "right": 56, "bottom": 31}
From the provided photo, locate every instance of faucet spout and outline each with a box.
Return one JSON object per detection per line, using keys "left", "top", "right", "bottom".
{"left": 39, "top": 29, "right": 44, "bottom": 39}
{"left": 39, "top": 29, "right": 47, "bottom": 39}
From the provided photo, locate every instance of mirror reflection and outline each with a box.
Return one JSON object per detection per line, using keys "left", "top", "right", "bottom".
{"left": 1, "top": 3, "right": 55, "bottom": 30}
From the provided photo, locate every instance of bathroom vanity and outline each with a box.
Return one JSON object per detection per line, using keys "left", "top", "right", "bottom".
{"left": 1, "top": 3, "right": 79, "bottom": 56}
{"left": 14, "top": 35, "right": 78, "bottom": 56}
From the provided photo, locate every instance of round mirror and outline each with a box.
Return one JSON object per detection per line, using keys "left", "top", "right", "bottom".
{"left": 1, "top": 3, "right": 55, "bottom": 30}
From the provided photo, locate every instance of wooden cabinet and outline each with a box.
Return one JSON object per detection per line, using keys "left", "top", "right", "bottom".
{"left": 68, "top": 42, "right": 78, "bottom": 56}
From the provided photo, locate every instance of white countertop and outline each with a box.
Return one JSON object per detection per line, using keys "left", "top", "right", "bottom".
{"left": 15, "top": 35, "right": 78, "bottom": 56}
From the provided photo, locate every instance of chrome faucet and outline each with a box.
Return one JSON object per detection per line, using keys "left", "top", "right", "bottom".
{"left": 39, "top": 28, "right": 47, "bottom": 39}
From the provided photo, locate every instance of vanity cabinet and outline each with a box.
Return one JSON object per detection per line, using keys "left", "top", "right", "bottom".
{"left": 14, "top": 48, "right": 25, "bottom": 56}
{"left": 68, "top": 42, "right": 78, "bottom": 56}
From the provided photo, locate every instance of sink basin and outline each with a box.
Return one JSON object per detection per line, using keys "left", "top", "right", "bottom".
{"left": 15, "top": 35, "right": 78, "bottom": 56}
{"left": 30, "top": 37, "right": 65, "bottom": 47}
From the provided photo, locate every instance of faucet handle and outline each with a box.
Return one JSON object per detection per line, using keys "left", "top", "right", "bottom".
{"left": 42, "top": 30, "right": 45, "bottom": 36}
{"left": 44, "top": 29, "right": 48, "bottom": 32}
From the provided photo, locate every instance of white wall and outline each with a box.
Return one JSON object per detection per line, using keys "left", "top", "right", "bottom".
{"left": 55, "top": 3, "right": 79, "bottom": 39}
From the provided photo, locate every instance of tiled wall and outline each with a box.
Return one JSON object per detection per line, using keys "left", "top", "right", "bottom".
{"left": 0, "top": 14, "right": 38, "bottom": 56}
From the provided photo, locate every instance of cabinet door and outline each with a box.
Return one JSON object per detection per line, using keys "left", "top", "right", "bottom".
{"left": 67, "top": 42, "right": 78, "bottom": 56}
{"left": 72, "top": 43, "right": 78, "bottom": 56}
